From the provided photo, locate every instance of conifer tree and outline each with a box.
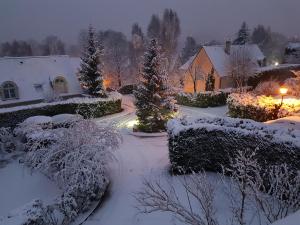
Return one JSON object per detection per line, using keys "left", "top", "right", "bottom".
{"left": 134, "top": 39, "right": 176, "bottom": 132}
{"left": 205, "top": 72, "right": 215, "bottom": 91}
{"left": 233, "top": 22, "right": 250, "bottom": 45}
{"left": 79, "top": 25, "right": 105, "bottom": 97}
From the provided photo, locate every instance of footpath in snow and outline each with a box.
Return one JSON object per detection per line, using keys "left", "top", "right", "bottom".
{"left": 83, "top": 96, "right": 230, "bottom": 225}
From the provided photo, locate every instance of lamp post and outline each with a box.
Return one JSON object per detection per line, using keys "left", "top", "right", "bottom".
{"left": 279, "top": 87, "right": 288, "bottom": 106}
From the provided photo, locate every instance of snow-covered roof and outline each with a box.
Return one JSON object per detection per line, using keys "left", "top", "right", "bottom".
{"left": 286, "top": 42, "right": 300, "bottom": 50}
{"left": 203, "top": 44, "right": 265, "bottom": 77}
{"left": 257, "top": 64, "right": 300, "bottom": 74}
{"left": 0, "top": 55, "right": 82, "bottom": 105}
{"left": 180, "top": 54, "right": 197, "bottom": 71}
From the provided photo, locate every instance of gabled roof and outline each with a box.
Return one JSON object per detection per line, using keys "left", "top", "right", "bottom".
{"left": 179, "top": 54, "right": 197, "bottom": 71}
{"left": 203, "top": 44, "right": 265, "bottom": 77}
{"left": 0, "top": 55, "right": 82, "bottom": 104}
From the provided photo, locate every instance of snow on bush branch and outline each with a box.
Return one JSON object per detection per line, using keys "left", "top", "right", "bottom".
{"left": 20, "top": 118, "right": 121, "bottom": 224}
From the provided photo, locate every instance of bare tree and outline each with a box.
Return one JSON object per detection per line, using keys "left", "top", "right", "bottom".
{"left": 186, "top": 64, "right": 205, "bottom": 94}
{"left": 135, "top": 173, "right": 219, "bottom": 225}
{"left": 228, "top": 46, "right": 254, "bottom": 93}
{"left": 249, "top": 164, "right": 300, "bottom": 224}
{"left": 223, "top": 149, "right": 259, "bottom": 225}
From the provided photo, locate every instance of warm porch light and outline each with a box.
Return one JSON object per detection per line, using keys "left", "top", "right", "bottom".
{"left": 279, "top": 87, "right": 288, "bottom": 106}
{"left": 274, "top": 61, "right": 279, "bottom": 66}
{"left": 279, "top": 87, "right": 288, "bottom": 95}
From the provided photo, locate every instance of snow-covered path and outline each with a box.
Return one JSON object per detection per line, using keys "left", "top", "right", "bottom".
{"left": 83, "top": 95, "right": 228, "bottom": 225}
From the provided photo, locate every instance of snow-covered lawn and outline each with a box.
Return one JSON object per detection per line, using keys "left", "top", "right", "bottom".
{"left": 82, "top": 96, "right": 232, "bottom": 225}
{"left": 84, "top": 96, "right": 300, "bottom": 225}
{"left": 0, "top": 160, "right": 60, "bottom": 218}
{"left": 1, "top": 95, "right": 299, "bottom": 225}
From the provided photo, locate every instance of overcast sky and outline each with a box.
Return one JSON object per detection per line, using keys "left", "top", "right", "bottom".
{"left": 1, "top": 0, "right": 299, "bottom": 45}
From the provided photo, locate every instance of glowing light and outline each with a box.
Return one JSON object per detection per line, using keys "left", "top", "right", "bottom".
{"left": 126, "top": 120, "right": 138, "bottom": 128}
{"left": 279, "top": 87, "right": 288, "bottom": 95}
{"left": 274, "top": 62, "right": 279, "bottom": 66}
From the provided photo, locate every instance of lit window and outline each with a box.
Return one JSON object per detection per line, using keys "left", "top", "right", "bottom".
{"left": 53, "top": 76, "right": 68, "bottom": 94}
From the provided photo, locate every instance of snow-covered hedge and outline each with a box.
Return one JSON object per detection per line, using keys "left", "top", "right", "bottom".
{"left": 118, "top": 84, "right": 137, "bottom": 95}
{"left": 0, "top": 92, "right": 122, "bottom": 128}
{"left": 176, "top": 91, "right": 230, "bottom": 108}
{"left": 227, "top": 93, "right": 300, "bottom": 122}
{"left": 167, "top": 117, "right": 300, "bottom": 174}
{"left": 11, "top": 118, "right": 121, "bottom": 224}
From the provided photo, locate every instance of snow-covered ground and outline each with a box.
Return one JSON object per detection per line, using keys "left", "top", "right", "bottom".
{"left": 84, "top": 95, "right": 300, "bottom": 225}
{"left": 83, "top": 96, "right": 233, "bottom": 225}
{"left": 0, "top": 160, "right": 60, "bottom": 218}
{"left": 1, "top": 95, "right": 299, "bottom": 225}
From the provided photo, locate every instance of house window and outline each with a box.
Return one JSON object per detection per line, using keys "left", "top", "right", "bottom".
{"left": 53, "top": 76, "right": 68, "bottom": 94}
{"left": 1, "top": 81, "right": 19, "bottom": 100}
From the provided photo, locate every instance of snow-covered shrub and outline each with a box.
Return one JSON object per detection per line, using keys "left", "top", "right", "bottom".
{"left": 167, "top": 117, "right": 300, "bottom": 174}
{"left": 250, "top": 164, "right": 300, "bottom": 223}
{"left": 118, "top": 84, "right": 137, "bottom": 95}
{"left": 176, "top": 91, "right": 230, "bottom": 108}
{"left": 0, "top": 92, "right": 122, "bottom": 128}
{"left": 0, "top": 199, "right": 58, "bottom": 225}
{"left": 254, "top": 81, "right": 280, "bottom": 96}
{"left": 227, "top": 93, "right": 300, "bottom": 122}
{"left": 24, "top": 119, "right": 121, "bottom": 223}
{"left": 284, "top": 77, "right": 300, "bottom": 97}
{"left": 52, "top": 114, "right": 83, "bottom": 128}
{"left": 0, "top": 127, "right": 16, "bottom": 153}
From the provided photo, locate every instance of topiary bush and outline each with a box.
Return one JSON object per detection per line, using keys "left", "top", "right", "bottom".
{"left": 0, "top": 92, "right": 122, "bottom": 128}
{"left": 167, "top": 117, "right": 300, "bottom": 174}
{"left": 176, "top": 91, "right": 230, "bottom": 108}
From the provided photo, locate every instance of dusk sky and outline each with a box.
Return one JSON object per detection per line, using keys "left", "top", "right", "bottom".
{"left": 1, "top": 0, "right": 299, "bottom": 44}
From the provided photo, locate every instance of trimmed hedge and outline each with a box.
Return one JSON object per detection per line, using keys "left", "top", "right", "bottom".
{"left": 0, "top": 93, "right": 122, "bottom": 128}
{"left": 118, "top": 84, "right": 137, "bottom": 95}
{"left": 176, "top": 91, "right": 230, "bottom": 108}
{"left": 227, "top": 93, "right": 300, "bottom": 122}
{"left": 167, "top": 117, "right": 300, "bottom": 174}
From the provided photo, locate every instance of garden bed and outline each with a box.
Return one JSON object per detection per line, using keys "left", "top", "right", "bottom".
{"left": 227, "top": 93, "right": 300, "bottom": 122}
{"left": 0, "top": 92, "right": 122, "bottom": 128}
{"left": 167, "top": 116, "right": 300, "bottom": 174}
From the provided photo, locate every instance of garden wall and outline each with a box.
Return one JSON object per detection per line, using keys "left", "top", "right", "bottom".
{"left": 0, "top": 92, "right": 122, "bottom": 128}
{"left": 167, "top": 117, "right": 300, "bottom": 174}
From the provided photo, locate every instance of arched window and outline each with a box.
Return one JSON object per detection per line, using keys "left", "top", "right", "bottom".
{"left": 53, "top": 76, "right": 68, "bottom": 94}
{"left": 1, "top": 81, "right": 19, "bottom": 100}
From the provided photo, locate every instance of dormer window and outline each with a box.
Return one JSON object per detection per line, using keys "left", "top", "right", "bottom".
{"left": 53, "top": 76, "right": 68, "bottom": 94}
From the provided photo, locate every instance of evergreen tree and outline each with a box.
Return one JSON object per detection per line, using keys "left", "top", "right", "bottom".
{"left": 205, "top": 70, "right": 215, "bottom": 91}
{"left": 160, "top": 9, "right": 181, "bottom": 68}
{"left": 147, "top": 15, "right": 161, "bottom": 40}
{"left": 134, "top": 39, "right": 176, "bottom": 132}
{"left": 251, "top": 25, "right": 271, "bottom": 46}
{"left": 233, "top": 22, "right": 250, "bottom": 45}
{"left": 181, "top": 36, "right": 199, "bottom": 63}
{"left": 129, "top": 23, "right": 145, "bottom": 80}
{"left": 79, "top": 25, "right": 105, "bottom": 97}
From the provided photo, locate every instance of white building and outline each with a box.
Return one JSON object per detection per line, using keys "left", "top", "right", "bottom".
{"left": 0, "top": 55, "right": 82, "bottom": 107}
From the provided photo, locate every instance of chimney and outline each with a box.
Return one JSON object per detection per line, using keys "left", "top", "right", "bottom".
{"left": 224, "top": 41, "right": 231, "bottom": 54}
